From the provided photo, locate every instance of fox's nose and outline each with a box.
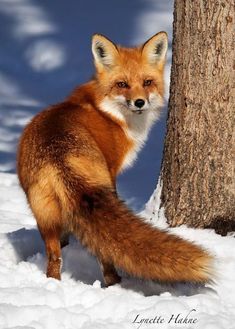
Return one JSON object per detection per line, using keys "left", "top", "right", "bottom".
{"left": 134, "top": 99, "right": 145, "bottom": 108}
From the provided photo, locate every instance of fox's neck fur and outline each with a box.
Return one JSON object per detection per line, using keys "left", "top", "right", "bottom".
{"left": 69, "top": 79, "right": 162, "bottom": 171}
{"left": 100, "top": 94, "right": 163, "bottom": 170}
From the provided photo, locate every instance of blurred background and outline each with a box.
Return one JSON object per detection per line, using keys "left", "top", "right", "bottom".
{"left": 0, "top": 0, "right": 173, "bottom": 211}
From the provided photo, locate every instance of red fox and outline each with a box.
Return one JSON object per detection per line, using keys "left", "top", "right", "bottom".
{"left": 17, "top": 32, "right": 213, "bottom": 286}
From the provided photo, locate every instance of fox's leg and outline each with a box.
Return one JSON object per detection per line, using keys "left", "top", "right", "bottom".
{"left": 98, "top": 258, "right": 121, "bottom": 286}
{"left": 43, "top": 230, "right": 62, "bottom": 280}
{"left": 28, "top": 184, "right": 63, "bottom": 280}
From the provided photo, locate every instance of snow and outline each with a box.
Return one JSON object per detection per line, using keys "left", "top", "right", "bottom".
{"left": 0, "top": 0, "right": 57, "bottom": 38}
{"left": 0, "top": 172, "right": 235, "bottom": 329}
{"left": 25, "top": 40, "right": 66, "bottom": 72}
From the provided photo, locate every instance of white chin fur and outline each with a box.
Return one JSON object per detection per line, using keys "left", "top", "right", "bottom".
{"left": 99, "top": 93, "right": 163, "bottom": 171}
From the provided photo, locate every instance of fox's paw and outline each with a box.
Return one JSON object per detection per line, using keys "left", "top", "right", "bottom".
{"left": 46, "top": 257, "right": 62, "bottom": 280}
{"left": 104, "top": 272, "right": 121, "bottom": 287}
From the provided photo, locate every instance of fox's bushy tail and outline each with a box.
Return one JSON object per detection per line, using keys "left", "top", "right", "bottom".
{"left": 74, "top": 187, "right": 213, "bottom": 283}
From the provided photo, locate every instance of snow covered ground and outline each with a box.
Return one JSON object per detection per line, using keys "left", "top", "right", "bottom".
{"left": 0, "top": 172, "right": 235, "bottom": 329}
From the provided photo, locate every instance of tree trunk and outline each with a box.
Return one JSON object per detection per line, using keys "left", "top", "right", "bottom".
{"left": 160, "top": 0, "right": 235, "bottom": 235}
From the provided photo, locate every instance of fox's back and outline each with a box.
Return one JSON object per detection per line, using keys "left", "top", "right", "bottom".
{"left": 17, "top": 89, "right": 132, "bottom": 193}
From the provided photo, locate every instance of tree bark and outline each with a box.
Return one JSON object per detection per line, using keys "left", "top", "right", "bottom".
{"left": 160, "top": 0, "right": 235, "bottom": 235}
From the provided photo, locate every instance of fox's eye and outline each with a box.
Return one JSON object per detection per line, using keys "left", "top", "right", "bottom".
{"left": 117, "top": 81, "right": 128, "bottom": 88}
{"left": 143, "top": 79, "right": 152, "bottom": 87}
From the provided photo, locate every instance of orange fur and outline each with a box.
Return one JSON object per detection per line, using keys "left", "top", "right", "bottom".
{"left": 17, "top": 32, "right": 214, "bottom": 286}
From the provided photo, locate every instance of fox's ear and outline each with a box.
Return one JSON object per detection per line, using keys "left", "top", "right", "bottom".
{"left": 142, "top": 32, "right": 168, "bottom": 65}
{"left": 92, "top": 34, "right": 119, "bottom": 69}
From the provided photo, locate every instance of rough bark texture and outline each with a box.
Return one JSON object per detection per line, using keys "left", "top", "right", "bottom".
{"left": 161, "top": 0, "right": 235, "bottom": 234}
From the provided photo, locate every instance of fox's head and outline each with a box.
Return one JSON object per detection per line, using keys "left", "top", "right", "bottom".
{"left": 91, "top": 32, "right": 168, "bottom": 121}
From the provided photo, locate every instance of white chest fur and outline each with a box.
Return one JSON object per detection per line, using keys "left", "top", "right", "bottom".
{"left": 99, "top": 95, "right": 162, "bottom": 171}
{"left": 120, "top": 109, "right": 159, "bottom": 171}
